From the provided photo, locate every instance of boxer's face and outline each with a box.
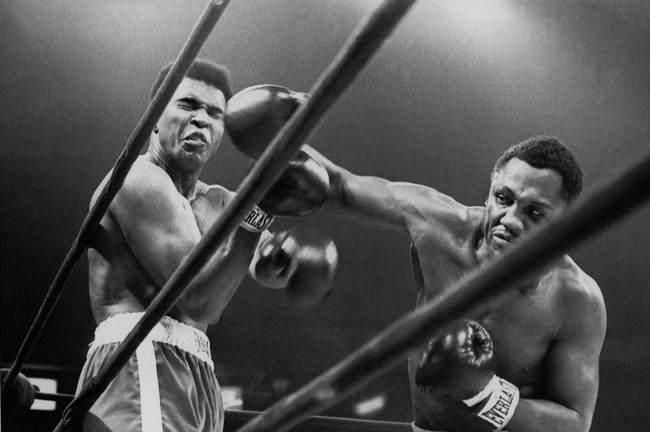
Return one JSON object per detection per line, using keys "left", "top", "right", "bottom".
{"left": 156, "top": 77, "right": 226, "bottom": 172}
{"left": 483, "top": 158, "right": 567, "bottom": 256}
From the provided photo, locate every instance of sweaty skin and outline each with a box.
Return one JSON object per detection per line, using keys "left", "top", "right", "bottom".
{"left": 308, "top": 147, "right": 606, "bottom": 432}
{"left": 87, "top": 78, "right": 260, "bottom": 333}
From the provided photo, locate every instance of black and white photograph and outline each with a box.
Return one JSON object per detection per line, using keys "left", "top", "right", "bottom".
{"left": 2, "top": 1, "right": 649, "bottom": 431}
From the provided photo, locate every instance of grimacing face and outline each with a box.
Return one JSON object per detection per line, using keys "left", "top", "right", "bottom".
{"left": 483, "top": 158, "right": 568, "bottom": 257}
{"left": 156, "top": 77, "right": 226, "bottom": 172}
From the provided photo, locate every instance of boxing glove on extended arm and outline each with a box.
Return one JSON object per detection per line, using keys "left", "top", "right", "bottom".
{"left": 249, "top": 230, "right": 338, "bottom": 308}
{"left": 415, "top": 320, "right": 520, "bottom": 431}
{"left": 226, "top": 84, "right": 329, "bottom": 217}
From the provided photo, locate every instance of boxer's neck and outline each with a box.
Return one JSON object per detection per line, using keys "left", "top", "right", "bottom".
{"left": 143, "top": 150, "right": 200, "bottom": 198}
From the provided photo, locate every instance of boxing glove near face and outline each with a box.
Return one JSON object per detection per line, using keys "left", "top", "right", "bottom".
{"left": 225, "top": 84, "right": 307, "bottom": 158}
{"left": 258, "top": 150, "right": 330, "bottom": 217}
{"left": 226, "top": 85, "right": 329, "bottom": 217}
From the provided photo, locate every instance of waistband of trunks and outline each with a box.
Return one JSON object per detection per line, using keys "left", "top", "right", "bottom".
{"left": 89, "top": 312, "right": 213, "bottom": 369}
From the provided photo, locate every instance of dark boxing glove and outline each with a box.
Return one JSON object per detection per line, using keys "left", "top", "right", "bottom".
{"left": 226, "top": 84, "right": 308, "bottom": 158}
{"left": 226, "top": 84, "right": 329, "bottom": 216}
{"left": 258, "top": 149, "right": 329, "bottom": 216}
{"left": 415, "top": 320, "right": 520, "bottom": 431}
{"left": 250, "top": 230, "right": 338, "bottom": 308}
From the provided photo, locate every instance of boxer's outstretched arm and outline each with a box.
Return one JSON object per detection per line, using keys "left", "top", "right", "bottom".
{"left": 303, "top": 145, "right": 468, "bottom": 236}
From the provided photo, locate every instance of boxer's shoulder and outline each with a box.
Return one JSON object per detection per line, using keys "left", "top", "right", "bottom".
{"left": 396, "top": 183, "right": 475, "bottom": 231}
{"left": 542, "top": 259, "right": 606, "bottom": 334}
{"left": 544, "top": 257, "right": 601, "bottom": 300}
{"left": 115, "top": 157, "right": 177, "bottom": 197}
{"left": 89, "top": 158, "right": 168, "bottom": 211}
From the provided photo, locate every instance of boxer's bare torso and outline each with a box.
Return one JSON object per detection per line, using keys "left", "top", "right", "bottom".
{"left": 407, "top": 205, "right": 603, "bottom": 431}
{"left": 87, "top": 156, "right": 254, "bottom": 332}
{"left": 313, "top": 144, "right": 607, "bottom": 431}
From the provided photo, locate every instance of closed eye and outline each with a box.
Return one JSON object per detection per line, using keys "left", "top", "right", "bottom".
{"left": 177, "top": 98, "right": 223, "bottom": 120}
{"left": 177, "top": 98, "right": 199, "bottom": 110}
{"left": 495, "top": 193, "right": 512, "bottom": 206}
{"left": 207, "top": 108, "right": 224, "bottom": 120}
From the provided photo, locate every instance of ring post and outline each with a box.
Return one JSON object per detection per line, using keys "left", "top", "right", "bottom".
{"left": 52, "top": 0, "right": 417, "bottom": 430}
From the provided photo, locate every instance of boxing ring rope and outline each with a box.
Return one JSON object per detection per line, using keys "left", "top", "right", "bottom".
{"left": 34, "top": 388, "right": 411, "bottom": 432}
{"left": 50, "top": 0, "right": 417, "bottom": 430}
{"left": 34, "top": 391, "right": 77, "bottom": 404}
{"left": 32, "top": 388, "right": 411, "bottom": 432}
{"left": 33, "top": 388, "right": 411, "bottom": 432}
{"left": 34, "top": 391, "right": 411, "bottom": 431}
{"left": 1, "top": 0, "right": 232, "bottom": 398}
{"left": 225, "top": 410, "right": 411, "bottom": 432}
{"left": 232, "top": 152, "right": 650, "bottom": 432}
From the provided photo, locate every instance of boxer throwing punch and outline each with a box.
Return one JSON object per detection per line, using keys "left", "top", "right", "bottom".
{"left": 226, "top": 85, "right": 607, "bottom": 432}
{"left": 314, "top": 138, "right": 606, "bottom": 432}
{"left": 77, "top": 60, "right": 336, "bottom": 432}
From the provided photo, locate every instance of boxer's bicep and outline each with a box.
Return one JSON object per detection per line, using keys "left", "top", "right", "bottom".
{"left": 338, "top": 174, "right": 408, "bottom": 228}
{"left": 305, "top": 144, "right": 463, "bottom": 235}
{"left": 306, "top": 145, "right": 414, "bottom": 230}
{"left": 331, "top": 171, "right": 453, "bottom": 234}
{"left": 544, "top": 292, "right": 606, "bottom": 423}
{"left": 546, "top": 340, "right": 597, "bottom": 419}
{"left": 190, "top": 184, "right": 231, "bottom": 233}
{"left": 112, "top": 165, "right": 201, "bottom": 287}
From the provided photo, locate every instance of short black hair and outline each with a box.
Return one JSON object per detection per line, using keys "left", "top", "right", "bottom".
{"left": 493, "top": 136, "right": 583, "bottom": 201}
{"left": 150, "top": 58, "right": 233, "bottom": 101}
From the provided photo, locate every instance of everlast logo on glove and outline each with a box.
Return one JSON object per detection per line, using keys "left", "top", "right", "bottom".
{"left": 240, "top": 205, "right": 276, "bottom": 233}
{"left": 474, "top": 377, "right": 520, "bottom": 430}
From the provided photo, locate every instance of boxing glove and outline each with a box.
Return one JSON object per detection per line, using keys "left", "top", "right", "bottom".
{"left": 250, "top": 230, "right": 338, "bottom": 308}
{"left": 226, "top": 84, "right": 329, "bottom": 217}
{"left": 415, "top": 320, "right": 520, "bottom": 430}
{"left": 258, "top": 149, "right": 329, "bottom": 216}
{"left": 226, "top": 84, "right": 307, "bottom": 158}
{"left": 1, "top": 368, "right": 35, "bottom": 411}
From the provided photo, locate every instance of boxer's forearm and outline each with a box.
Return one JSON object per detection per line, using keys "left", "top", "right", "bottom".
{"left": 303, "top": 145, "right": 409, "bottom": 230}
{"left": 177, "top": 228, "right": 260, "bottom": 329}
{"left": 506, "top": 397, "right": 593, "bottom": 432}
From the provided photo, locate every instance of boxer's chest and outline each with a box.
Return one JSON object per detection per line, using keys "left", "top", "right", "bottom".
{"left": 475, "top": 291, "right": 560, "bottom": 390}
{"left": 189, "top": 187, "right": 228, "bottom": 233}
{"left": 412, "top": 231, "right": 563, "bottom": 387}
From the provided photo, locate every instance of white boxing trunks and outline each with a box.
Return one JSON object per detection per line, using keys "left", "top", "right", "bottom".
{"left": 75, "top": 313, "right": 223, "bottom": 432}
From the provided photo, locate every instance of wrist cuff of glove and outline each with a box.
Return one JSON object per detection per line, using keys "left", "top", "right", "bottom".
{"left": 240, "top": 205, "right": 276, "bottom": 233}
{"left": 462, "top": 375, "right": 519, "bottom": 431}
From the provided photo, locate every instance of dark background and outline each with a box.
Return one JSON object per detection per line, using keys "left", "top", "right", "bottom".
{"left": 1, "top": 0, "right": 649, "bottom": 430}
